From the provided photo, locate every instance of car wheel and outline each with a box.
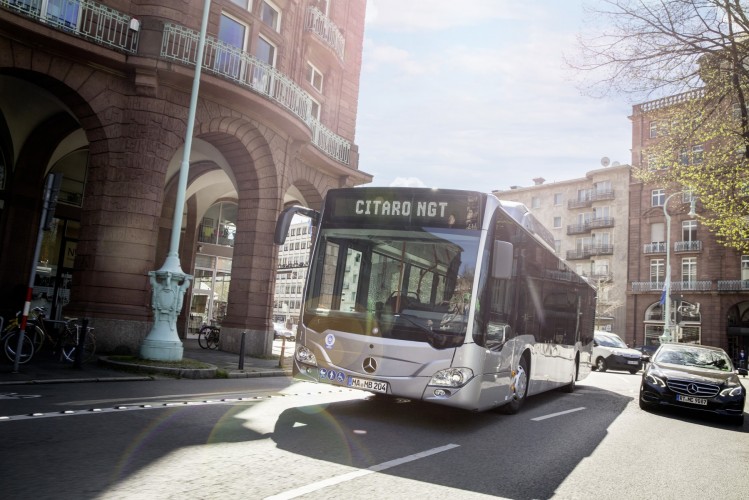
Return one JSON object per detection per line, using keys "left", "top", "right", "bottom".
{"left": 638, "top": 389, "right": 654, "bottom": 411}
{"left": 500, "top": 357, "right": 529, "bottom": 414}
{"left": 596, "top": 357, "right": 607, "bottom": 372}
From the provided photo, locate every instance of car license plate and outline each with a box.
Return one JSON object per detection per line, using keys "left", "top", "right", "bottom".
{"left": 677, "top": 394, "right": 707, "bottom": 405}
{"left": 627, "top": 360, "right": 639, "bottom": 365}
{"left": 348, "top": 376, "right": 388, "bottom": 393}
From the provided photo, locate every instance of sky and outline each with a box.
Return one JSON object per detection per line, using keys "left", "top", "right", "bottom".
{"left": 354, "top": 0, "right": 634, "bottom": 192}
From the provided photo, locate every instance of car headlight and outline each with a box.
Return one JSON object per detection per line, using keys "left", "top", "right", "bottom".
{"left": 644, "top": 369, "right": 666, "bottom": 388}
{"left": 429, "top": 367, "right": 474, "bottom": 387}
{"left": 295, "top": 345, "right": 317, "bottom": 367}
{"left": 720, "top": 385, "right": 744, "bottom": 397}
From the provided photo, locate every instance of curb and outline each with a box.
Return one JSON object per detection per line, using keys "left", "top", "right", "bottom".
{"left": 0, "top": 376, "right": 153, "bottom": 385}
{"left": 99, "top": 357, "right": 217, "bottom": 379}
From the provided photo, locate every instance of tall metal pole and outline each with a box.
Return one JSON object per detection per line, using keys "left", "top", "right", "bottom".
{"left": 140, "top": 0, "right": 212, "bottom": 361}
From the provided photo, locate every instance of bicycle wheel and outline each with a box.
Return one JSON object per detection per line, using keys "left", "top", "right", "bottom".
{"left": 206, "top": 328, "right": 220, "bottom": 350}
{"left": 198, "top": 326, "right": 210, "bottom": 349}
{"left": 3, "top": 330, "right": 35, "bottom": 364}
{"left": 28, "top": 324, "right": 45, "bottom": 354}
{"left": 61, "top": 328, "right": 96, "bottom": 363}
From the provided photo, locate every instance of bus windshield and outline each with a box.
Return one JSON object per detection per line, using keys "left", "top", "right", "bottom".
{"left": 303, "top": 226, "right": 481, "bottom": 349}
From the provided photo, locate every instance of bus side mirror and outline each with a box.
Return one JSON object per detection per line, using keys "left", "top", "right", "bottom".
{"left": 492, "top": 241, "right": 513, "bottom": 279}
{"left": 274, "top": 206, "right": 320, "bottom": 245}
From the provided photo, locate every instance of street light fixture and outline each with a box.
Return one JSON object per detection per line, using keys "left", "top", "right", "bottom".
{"left": 660, "top": 191, "right": 697, "bottom": 344}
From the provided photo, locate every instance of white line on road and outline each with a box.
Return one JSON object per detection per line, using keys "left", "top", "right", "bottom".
{"left": 531, "top": 406, "right": 586, "bottom": 421}
{"left": 264, "top": 444, "right": 461, "bottom": 500}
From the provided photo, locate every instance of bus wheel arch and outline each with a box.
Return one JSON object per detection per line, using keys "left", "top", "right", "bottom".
{"left": 499, "top": 350, "right": 530, "bottom": 414}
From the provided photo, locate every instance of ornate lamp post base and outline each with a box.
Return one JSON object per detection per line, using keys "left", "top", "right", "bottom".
{"left": 141, "top": 263, "right": 192, "bottom": 361}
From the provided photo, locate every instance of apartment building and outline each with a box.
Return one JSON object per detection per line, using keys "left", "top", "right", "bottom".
{"left": 629, "top": 93, "right": 749, "bottom": 359}
{"left": 494, "top": 163, "right": 631, "bottom": 338}
{"left": 0, "top": 0, "right": 370, "bottom": 356}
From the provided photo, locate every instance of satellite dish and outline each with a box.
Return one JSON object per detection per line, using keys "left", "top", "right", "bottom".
{"left": 612, "top": 161, "right": 621, "bottom": 167}
{"left": 600, "top": 157, "right": 610, "bottom": 167}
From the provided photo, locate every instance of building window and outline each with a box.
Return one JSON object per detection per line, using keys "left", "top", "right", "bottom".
{"left": 682, "top": 257, "right": 697, "bottom": 284}
{"left": 306, "top": 62, "right": 324, "bottom": 92}
{"left": 650, "top": 259, "right": 665, "bottom": 283}
{"left": 649, "top": 121, "right": 658, "bottom": 138}
{"left": 554, "top": 240, "right": 561, "bottom": 254}
{"left": 217, "top": 13, "right": 248, "bottom": 77}
{"left": 593, "top": 206, "right": 610, "bottom": 219}
{"left": 651, "top": 222, "right": 665, "bottom": 244}
{"left": 552, "top": 216, "right": 562, "bottom": 228}
{"left": 577, "top": 188, "right": 591, "bottom": 202}
{"left": 652, "top": 189, "right": 665, "bottom": 207}
{"left": 733, "top": 102, "right": 743, "bottom": 120}
{"left": 692, "top": 144, "right": 704, "bottom": 164}
{"left": 553, "top": 193, "right": 562, "bottom": 205}
{"left": 310, "top": 97, "right": 321, "bottom": 120}
{"left": 256, "top": 35, "right": 277, "bottom": 66}
{"left": 742, "top": 255, "right": 749, "bottom": 281}
{"left": 260, "top": 0, "right": 282, "bottom": 31}
{"left": 682, "top": 220, "right": 697, "bottom": 241}
{"left": 531, "top": 197, "right": 540, "bottom": 209}
{"left": 231, "top": 0, "right": 251, "bottom": 8}
{"left": 594, "top": 180, "right": 611, "bottom": 194}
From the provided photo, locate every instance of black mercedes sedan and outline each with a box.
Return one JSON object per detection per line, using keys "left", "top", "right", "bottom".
{"left": 639, "top": 343, "right": 746, "bottom": 426}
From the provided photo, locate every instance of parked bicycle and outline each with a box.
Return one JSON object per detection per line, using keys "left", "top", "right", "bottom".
{"left": 1, "top": 312, "right": 35, "bottom": 364}
{"left": 198, "top": 324, "right": 220, "bottom": 350}
{"left": 1, "top": 307, "right": 96, "bottom": 364}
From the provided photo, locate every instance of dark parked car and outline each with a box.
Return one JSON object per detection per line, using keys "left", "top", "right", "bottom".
{"left": 639, "top": 343, "right": 747, "bottom": 426}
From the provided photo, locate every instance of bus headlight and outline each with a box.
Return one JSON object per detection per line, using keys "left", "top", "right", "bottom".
{"left": 429, "top": 367, "right": 474, "bottom": 388}
{"left": 295, "top": 345, "right": 317, "bottom": 367}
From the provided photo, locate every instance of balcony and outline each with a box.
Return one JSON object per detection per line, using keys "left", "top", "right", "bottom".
{"left": 674, "top": 240, "right": 702, "bottom": 252}
{"left": 1, "top": 0, "right": 139, "bottom": 54}
{"left": 590, "top": 189, "right": 615, "bottom": 202}
{"left": 644, "top": 242, "right": 667, "bottom": 254}
{"left": 631, "top": 281, "right": 713, "bottom": 292}
{"left": 566, "top": 217, "right": 615, "bottom": 235}
{"left": 305, "top": 6, "right": 345, "bottom": 61}
{"left": 718, "top": 280, "right": 749, "bottom": 291}
{"left": 566, "top": 245, "right": 614, "bottom": 260}
{"left": 161, "top": 23, "right": 351, "bottom": 164}
{"left": 567, "top": 198, "right": 592, "bottom": 209}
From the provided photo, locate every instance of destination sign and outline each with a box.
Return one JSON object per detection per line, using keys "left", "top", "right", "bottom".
{"left": 325, "top": 188, "right": 483, "bottom": 229}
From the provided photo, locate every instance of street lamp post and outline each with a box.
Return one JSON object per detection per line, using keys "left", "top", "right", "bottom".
{"left": 660, "top": 191, "right": 697, "bottom": 344}
{"left": 140, "top": 0, "right": 212, "bottom": 361}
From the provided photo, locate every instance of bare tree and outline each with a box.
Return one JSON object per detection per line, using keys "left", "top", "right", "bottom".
{"left": 571, "top": 1, "right": 749, "bottom": 251}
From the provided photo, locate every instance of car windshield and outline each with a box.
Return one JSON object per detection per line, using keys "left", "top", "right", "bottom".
{"left": 596, "top": 334, "right": 627, "bottom": 348}
{"left": 655, "top": 347, "right": 733, "bottom": 371}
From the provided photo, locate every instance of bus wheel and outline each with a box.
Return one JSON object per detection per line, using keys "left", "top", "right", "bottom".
{"left": 561, "top": 368, "right": 576, "bottom": 393}
{"left": 501, "top": 358, "right": 528, "bottom": 414}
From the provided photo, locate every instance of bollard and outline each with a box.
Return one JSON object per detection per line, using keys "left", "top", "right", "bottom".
{"left": 238, "top": 330, "right": 246, "bottom": 370}
{"left": 278, "top": 336, "right": 286, "bottom": 368}
{"left": 74, "top": 317, "right": 89, "bottom": 369}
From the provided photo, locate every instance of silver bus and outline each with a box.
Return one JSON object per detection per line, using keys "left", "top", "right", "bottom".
{"left": 275, "top": 187, "right": 596, "bottom": 413}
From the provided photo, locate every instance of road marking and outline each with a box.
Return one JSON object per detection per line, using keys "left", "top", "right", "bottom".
{"left": 531, "top": 406, "right": 586, "bottom": 421}
{"left": 264, "top": 444, "right": 460, "bottom": 500}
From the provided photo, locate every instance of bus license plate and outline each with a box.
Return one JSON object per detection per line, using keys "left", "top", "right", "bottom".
{"left": 677, "top": 394, "right": 707, "bottom": 405}
{"left": 348, "top": 376, "right": 388, "bottom": 393}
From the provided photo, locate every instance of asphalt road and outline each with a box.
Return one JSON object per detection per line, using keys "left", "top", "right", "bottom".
{"left": 1, "top": 370, "right": 747, "bottom": 499}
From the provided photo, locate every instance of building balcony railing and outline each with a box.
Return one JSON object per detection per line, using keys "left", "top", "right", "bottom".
{"left": 567, "top": 198, "right": 592, "bottom": 209}
{"left": 643, "top": 242, "right": 667, "bottom": 254}
{"left": 305, "top": 6, "right": 345, "bottom": 61}
{"left": 566, "top": 217, "right": 615, "bottom": 235}
{"left": 1, "top": 0, "right": 139, "bottom": 54}
{"left": 566, "top": 245, "right": 614, "bottom": 260}
{"left": 590, "top": 189, "right": 615, "bottom": 202}
{"left": 718, "top": 280, "right": 749, "bottom": 291}
{"left": 674, "top": 240, "right": 702, "bottom": 252}
{"left": 631, "top": 280, "right": 713, "bottom": 292}
{"left": 160, "top": 23, "right": 351, "bottom": 164}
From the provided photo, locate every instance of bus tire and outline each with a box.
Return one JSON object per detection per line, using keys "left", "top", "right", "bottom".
{"left": 561, "top": 367, "right": 576, "bottom": 393}
{"left": 500, "top": 357, "right": 529, "bottom": 414}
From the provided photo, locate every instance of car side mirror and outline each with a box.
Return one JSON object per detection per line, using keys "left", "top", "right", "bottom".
{"left": 738, "top": 368, "right": 748, "bottom": 376}
{"left": 641, "top": 355, "right": 650, "bottom": 362}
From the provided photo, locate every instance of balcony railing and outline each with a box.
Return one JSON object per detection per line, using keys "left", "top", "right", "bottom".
{"left": 631, "top": 281, "right": 713, "bottom": 292}
{"left": 644, "top": 242, "right": 667, "bottom": 254}
{"left": 674, "top": 240, "right": 702, "bottom": 252}
{"left": 305, "top": 6, "right": 345, "bottom": 61}
{"left": 566, "top": 245, "right": 614, "bottom": 260}
{"left": 568, "top": 198, "right": 592, "bottom": 209}
{"left": 718, "top": 280, "right": 749, "bottom": 291}
{"left": 566, "top": 217, "right": 615, "bottom": 235}
{"left": 590, "top": 189, "right": 615, "bottom": 202}
{"left": 1, "top": 0, "right": 139, "bottom": 53}
{"left": 161, "top": 23, "right": 351, "bottom": 164}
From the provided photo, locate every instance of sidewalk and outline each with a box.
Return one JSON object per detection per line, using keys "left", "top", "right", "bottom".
{"left": 0, "top": 338, "right": 292, "bottom": 385}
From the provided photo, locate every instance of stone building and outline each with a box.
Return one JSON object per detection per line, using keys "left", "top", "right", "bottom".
{"left": 494, "top": 163, "right": 631, "bottom": 338}
{"left": 0, "top": 0, "right": 371, "bottom": 356}
{"left": 628, "top": 93, "right": 749, "bottom": 359}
